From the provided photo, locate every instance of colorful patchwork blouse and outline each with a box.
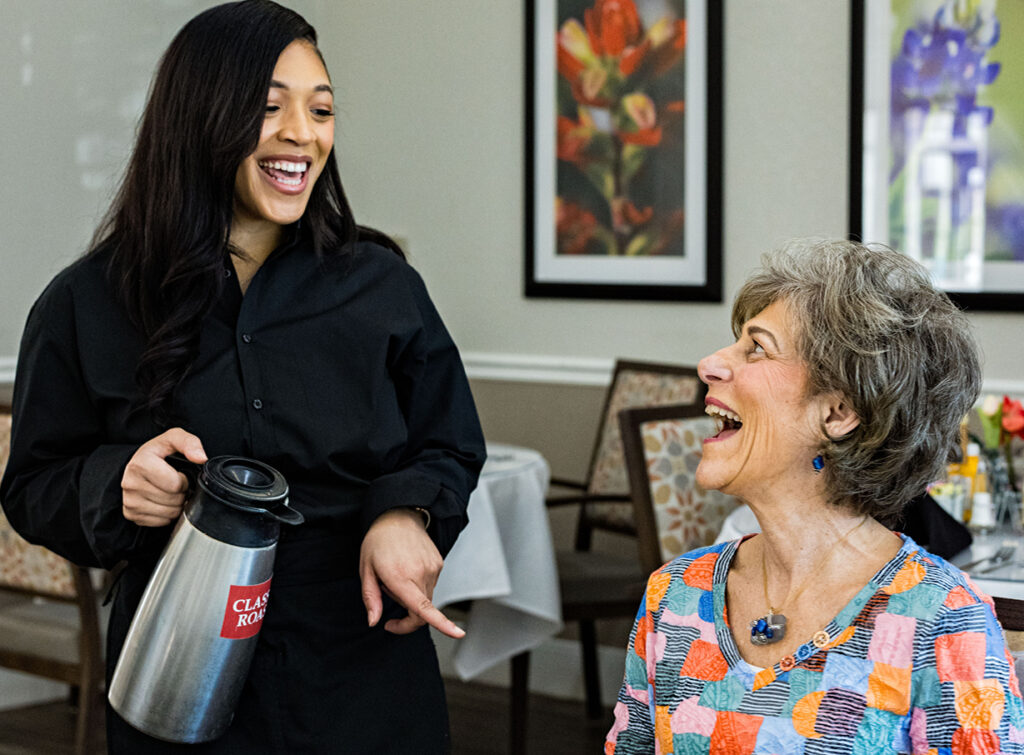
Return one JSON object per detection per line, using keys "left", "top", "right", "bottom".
{"left": 606, "top": 535, "right": 1024, "bottom": 754}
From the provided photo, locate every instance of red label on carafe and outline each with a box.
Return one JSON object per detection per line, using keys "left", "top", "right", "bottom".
{"left": 220, "top": 578, "right": 272, "bottom": 639}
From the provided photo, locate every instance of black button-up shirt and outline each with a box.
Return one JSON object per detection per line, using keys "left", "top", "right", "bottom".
{"left": 0, "top": 236, "right": 485, "bottom": 574}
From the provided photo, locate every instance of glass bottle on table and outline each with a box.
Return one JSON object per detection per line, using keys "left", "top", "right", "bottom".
{"left": 970, "top": 457, "right": 996, "bottom": 534}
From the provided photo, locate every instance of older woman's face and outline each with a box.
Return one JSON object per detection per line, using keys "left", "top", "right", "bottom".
{"left": 696, "top": 299, "right": 824, "bottom": 500}
{"left": 232, "top": 40, "right": 335, "bottom": 236}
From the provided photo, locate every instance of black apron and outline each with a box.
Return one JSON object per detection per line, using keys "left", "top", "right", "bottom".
{"left": 105, "top": 531, "right": 451, "bottom": 754}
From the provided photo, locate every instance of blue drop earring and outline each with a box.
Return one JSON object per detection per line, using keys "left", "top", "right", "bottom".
{"left": 812, "top": 455, "right": 824, "bottom": 473}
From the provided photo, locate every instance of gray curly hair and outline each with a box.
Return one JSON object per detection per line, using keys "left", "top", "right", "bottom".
{"left": 731, "top": 238, "right": 981, "bottom": 523}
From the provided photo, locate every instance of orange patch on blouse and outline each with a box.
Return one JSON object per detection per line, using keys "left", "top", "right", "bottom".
{"left": 679, "top": 639, "right": 728, "bottom": 681}
{"left": 883, "top": 558, "right": 926, "bottom": 594}
{"left": 791, "top": 690, "right": 826, "bottom": 739}
{"left": 866, "top": 662, "right": 912, "bottom": 716}
{"left": 710, "top": 710, "right": 761, "bottom": 754}
{"left": 951, "top": 726, "right": 1003, "bottom": 755}
{"left": 655, "top": 704, "right": 673, "bottom": 754}
{"left": 753, "top": 666, "right": 777, "bottom": 691}
{"left": 682, "top": 553, "right": 717, "bottom": 592}
{"left": 647, "top": 570, "right": 673, "bottom": 614}
{"left": 943, "top": 585, "right": 976, "bottom": 610}
{"left": 634, "top": 611, "right": 653, "bottom": 659}
{"left": 954, "top": 679, "right": 1005, "bottom": 729}
{"left": 825, "top": 625, "right": 856, "bottom": 649}
{"left": 935, "top": 632, "right": 987, "bottom": 682}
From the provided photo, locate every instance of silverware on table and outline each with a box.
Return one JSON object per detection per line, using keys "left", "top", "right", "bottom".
{"left": 961, "top": 543, "right": 1017, "bottom": 573}
{"left": 978, "top": 556, "right": 1023, "bottom": 575}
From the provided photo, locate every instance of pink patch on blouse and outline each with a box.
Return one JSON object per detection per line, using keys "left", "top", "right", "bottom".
{"left": 661, "top": 608, "right": 717, "bottom": 644}
{"left": 1010, "top": 723, "right": 1024, "bottom": 744}
{"left": 606, "top": 701, "right": 631, "bottom": 745}
{"left": 867, "top": 612, "right": 917, "bottom": 668}
{"left": 626, "top": 685, "right": 648, "bottom": 704}
{"left": 670, "top": 695, "right": 717, "bottom": 737}
{"left": 648, "top": 630, "right": 668, "bottom": 679}
{"left": 909, "top": 707, "right": 928, "bottom": 749}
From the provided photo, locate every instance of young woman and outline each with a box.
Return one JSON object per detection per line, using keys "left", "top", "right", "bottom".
{"left": 0, "top": 2, "right": 485, "bottom": 751}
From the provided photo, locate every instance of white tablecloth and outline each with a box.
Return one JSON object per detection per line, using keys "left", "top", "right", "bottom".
{"left": 433, "top": 443, "right": 562, "bottom": 679}
{"left": 951, "top": 528, "right": 1024, "bottom": 599}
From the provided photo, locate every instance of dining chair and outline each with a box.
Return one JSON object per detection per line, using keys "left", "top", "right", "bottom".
{"left": 547, "top": 360, "right": 707, "bottom": 548}
{"left": 994, "top": 596, "right": 1024, "bottom": 695}
{"left": 0, "top": 408, "right": 106, "bottom": 755}
{"left": 618, "top": 403, "right": 740, "bottom": 575}
{"left": 508, "top": 361, "right": 706, "bottom": 741}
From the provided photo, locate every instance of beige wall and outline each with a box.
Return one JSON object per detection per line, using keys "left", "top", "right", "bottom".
{"left": 3, "top": 1, "right": 1023, "bottom": 382}
{"left": 2, "top": 0, "right": 1023, "bottom": 650}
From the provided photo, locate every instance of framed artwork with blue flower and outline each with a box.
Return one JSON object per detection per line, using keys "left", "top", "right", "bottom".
{"left": 851, "top": 0, "right": 1024, "bottom": 310}
{"left": 525, "top": 0, "right": 722, "bottom": 301}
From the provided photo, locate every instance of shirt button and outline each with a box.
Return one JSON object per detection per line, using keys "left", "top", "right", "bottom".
{"left": 252, "top": 399, "right": 263, "bottom": 410}
{"left": 224, "top": 268, "right": 232, "bottom": 277}
{"left": 242, "top": 334, "right": 252, "bottom": 343}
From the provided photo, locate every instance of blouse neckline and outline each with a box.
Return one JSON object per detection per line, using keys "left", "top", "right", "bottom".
{"left": 711, "top": 533, "right": 918, "bottom": 679}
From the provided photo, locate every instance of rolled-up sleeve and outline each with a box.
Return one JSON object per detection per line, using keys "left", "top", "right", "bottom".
{"left": 359, "top": 266, "right": 485, "bottom": 557}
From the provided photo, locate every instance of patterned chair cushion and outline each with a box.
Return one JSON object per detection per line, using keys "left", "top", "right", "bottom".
{"left": 586, "top": 369, "right": 701, "bottom": 531}
{"left": 0, "top": 413, "right": 77, "bottom": 599}
{"left": 640, "top": 415, "right": 739, "bottom": 562}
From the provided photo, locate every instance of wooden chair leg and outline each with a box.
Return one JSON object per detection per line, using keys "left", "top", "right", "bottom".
{"left": 74, "top": 658, "right": 103, "bottom": 755}
{"left": 510, "top": 651, "right": 530, "bottom": 755}
{"left": 579, "top": 619, "right": 604, "bottom": 720}
{"left": 73, "top": 680, "right": 97, "bottom": 755}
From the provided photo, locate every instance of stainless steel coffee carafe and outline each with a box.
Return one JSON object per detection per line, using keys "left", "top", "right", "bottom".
{"left": 108, "top": 455, "right": 302, "bottom": 743}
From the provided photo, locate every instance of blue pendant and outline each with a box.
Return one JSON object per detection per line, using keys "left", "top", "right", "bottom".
{"left": 750, "top": 612, "right": 787, "bottom": 645}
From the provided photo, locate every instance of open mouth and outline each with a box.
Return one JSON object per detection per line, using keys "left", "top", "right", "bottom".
{"left": 705, "top": 402, "right": 742, "bottom": 441}
{"left": 257, "top": 159, "right": 310, "bottom": 189}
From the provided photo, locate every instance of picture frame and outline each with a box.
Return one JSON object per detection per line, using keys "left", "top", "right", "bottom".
{"left": 524, "top": 0, "right": 723, "bottom": 301}
{"left": 850, "top": 0, "right": 1024, "bottom": 310}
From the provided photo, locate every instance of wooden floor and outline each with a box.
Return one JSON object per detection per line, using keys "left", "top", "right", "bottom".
{"left": 0, "top": 678, "right": 612, "bottom": 754}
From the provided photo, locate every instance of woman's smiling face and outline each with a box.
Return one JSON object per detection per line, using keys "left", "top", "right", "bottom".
{"left": 232, "top": 40, "right": 335, "bottom": 237}
{"left": 695, "top": 299, "right": 826, "bottom": 500}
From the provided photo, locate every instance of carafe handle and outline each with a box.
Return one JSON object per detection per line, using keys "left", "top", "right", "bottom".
{"left": 165, "top": 453, "right": 199, "bottom": 494}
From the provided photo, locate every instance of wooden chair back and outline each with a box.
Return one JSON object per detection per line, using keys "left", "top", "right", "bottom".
{"left": 577, "top": 361, "right": 705, "bottom": 540}
{"left": 0, "top": 408, "right": 105, "bottom": 754}
{"left": 993, "top": 596, "right": 1024, "bottom": 696}
{"left": 619, "top": 403, "right": 740, "bottom": 574}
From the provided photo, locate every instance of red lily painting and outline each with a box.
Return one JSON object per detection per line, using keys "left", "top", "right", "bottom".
{"left": 555, "top": 0, "right": 687, "bottom": 256}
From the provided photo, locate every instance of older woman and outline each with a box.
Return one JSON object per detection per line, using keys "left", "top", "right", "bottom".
{"left": 606, "top": 239, "right": 1024, "bottom": 753}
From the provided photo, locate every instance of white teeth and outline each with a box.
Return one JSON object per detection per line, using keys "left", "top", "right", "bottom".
{"left": 705, "top": 404, "right": 741, "bottom": 423}
{"left": 258, "top": 160, "right": 309, "bottom": 173}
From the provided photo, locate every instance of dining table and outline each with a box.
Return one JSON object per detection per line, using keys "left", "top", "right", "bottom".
{"left": 432, "top": 442, "right": 563, "bottom": 680}
{"left": 950, "top": 526, "right": 1024, "bottom": 599}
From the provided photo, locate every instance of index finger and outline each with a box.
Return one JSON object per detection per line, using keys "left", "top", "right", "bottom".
{"left": 137, "top": 463, "right": 190, "bottom": 497}
{"left": 390, "top": 582, "right": 465, "bottom": 639}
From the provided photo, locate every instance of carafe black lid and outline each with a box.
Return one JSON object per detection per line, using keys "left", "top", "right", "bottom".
{"left": 199, "top": 457, "right": 289, "bottom": 511}
{"left": 184, "top": 456, "right": 300, "bottom": 547}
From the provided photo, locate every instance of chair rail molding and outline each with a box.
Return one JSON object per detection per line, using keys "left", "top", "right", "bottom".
{"left": 462, "top": 351, "right": 1024, "bottom": 397}
{"left": 462, "top": 352, "right": 615, "bottom": 386}
{"left": 4, "top": 352, "right": 1023, "bottom": 398}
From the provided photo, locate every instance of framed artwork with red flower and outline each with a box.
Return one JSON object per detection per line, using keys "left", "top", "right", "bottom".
{"left": 850, "top": 0, "right": 1024, "bottom": 310}
{"left": 525, "top": 0, "right": 723, "bottom": 301}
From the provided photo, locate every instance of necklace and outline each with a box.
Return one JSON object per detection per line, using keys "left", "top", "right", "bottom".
{"left": 749, "top": 516, "right": 869, "bottom": 646}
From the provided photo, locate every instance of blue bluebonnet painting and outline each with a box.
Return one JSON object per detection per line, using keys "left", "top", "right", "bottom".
{"left": 883, "top": 0, "right": 1024, "bottom": 295}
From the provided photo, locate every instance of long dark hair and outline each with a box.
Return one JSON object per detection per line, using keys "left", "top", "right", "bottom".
{"left": 89, "top": 0, "right": 397, "bottom": 423}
